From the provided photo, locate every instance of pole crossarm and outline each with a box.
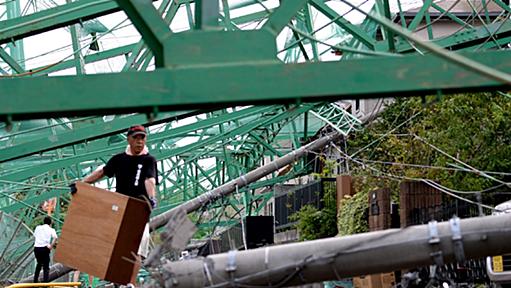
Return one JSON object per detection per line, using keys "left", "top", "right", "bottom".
{"left": 1, "top": 51, "right": 511, "bottom": 120}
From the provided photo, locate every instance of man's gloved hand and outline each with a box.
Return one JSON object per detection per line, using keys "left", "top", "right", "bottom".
{"left": 149, "top": 197, "right": 157, "bottom": 209}
{"left": 69, "top": 183, "right": 77, "bottom": 195}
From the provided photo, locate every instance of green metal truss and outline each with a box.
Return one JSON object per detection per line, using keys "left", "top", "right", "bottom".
{"left": 1, "top": 0, "right": 511, "bottom": 280}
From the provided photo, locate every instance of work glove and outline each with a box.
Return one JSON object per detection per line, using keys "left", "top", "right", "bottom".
{"left": 69, "top": 182, "right": 77, "bottom": 195}
{"left": 149, "top": 197, "right": 157, "bottom": 209}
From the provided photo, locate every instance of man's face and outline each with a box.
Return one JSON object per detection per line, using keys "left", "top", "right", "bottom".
{"left": 128, "top": 134, "right": 146, "bottom": 155}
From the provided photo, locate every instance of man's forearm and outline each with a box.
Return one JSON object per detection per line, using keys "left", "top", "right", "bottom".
{"left": 145, "top": 178, "right": 156, "bottom": 198}
{"left": 83, "top": 167, "right": 105, "bottom": 183}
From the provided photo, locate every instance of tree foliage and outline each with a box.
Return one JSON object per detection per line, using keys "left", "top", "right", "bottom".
{"left": 348, "top": 93, "right": 511, "bottom": 197}
{"left": 290, "top": 158, "right": 338, "bottom": 241}
{"left": 289, "top": 186, "right": 337, "bottom": 241}
{"left": 294, "top": 92, "right": 511, "bottom": 237}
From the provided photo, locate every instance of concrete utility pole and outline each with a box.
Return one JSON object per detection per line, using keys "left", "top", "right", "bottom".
{"left": 149, "top": 132, "right": 342, "bottom": 231}
{"left": 20, "top": 263, "right": 72, "bottom": 283}
{"left": 153, "top": 214, "right": 511, "bottom": 287}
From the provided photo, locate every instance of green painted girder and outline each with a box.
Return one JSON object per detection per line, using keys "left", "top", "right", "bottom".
{"left": 160, "top": 130, "right": 297, "bottom": 204}
{"left": 0, "top": 104, "right": 304, "bottom": 210}
{"left": 2, "top": 50, "right": 511, "bottom": 120}
{"left": 227, "top": 9, "right": 273, "bottom": 26}
{"left": 393, "top": 21, "right": 511, "bottom": 53}
{"left": 0, "top": 189, "right": 65, "bottom": 214}
{"left": 151, "top": 164, "right": 307, "bottom": 219}
{"left": 262, "top": 0, "right": 308, "bottom": 36}
{"left": 0, "top": 107, "right": 274, "bottom": 182}
{"left": 115, "top": 0, "right": 170, "bottom": 67}
{"left": 406, "top": 0, "right": 433, "bottom": 31}
{"left": 0, "top": 0, "right": 121, "bottom": 45}
{"left": 310, "top": 102, "right": 362, "bottom": 135}
{"left": 0, "top": 111, "right": 196, "bottom": 162}
{"left": 309, "top": 0, "right": 375, "bottom": 49}
{"left": 155, "top": 105, "right": 313, "bottom": 201}
{"left": 155, "top": 105, "right": 314, "bottom": 161}
{"left": 34, "top": 44, "right": 136, "bottom": 76}
{"left": 122, "top": 0, "right": 179, "bottom": 71}
{"left": 0, "top": 48, "right": 25, "bottom": 74}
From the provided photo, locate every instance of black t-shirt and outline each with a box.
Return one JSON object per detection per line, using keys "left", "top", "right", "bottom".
{"left": 103, "top": 152, "right": 157, "bottom": 199}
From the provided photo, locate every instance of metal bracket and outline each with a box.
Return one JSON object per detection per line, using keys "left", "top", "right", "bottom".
{"left": 226, "top": 250, "right": 237, "bottom": 272}
{"left": 428, "top": 220, "right": 444, "bottom": 266}
{"left": 449, "top": 216, "right": 465, "bottom": 263}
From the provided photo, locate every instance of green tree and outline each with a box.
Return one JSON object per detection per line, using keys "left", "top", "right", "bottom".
{"left": 347, "top": 92, "right": 511, "bottom": 213}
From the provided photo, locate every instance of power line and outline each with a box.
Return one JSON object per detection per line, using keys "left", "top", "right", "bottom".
{"left": 331, "top": 143, "right": 497, "bottom": 211}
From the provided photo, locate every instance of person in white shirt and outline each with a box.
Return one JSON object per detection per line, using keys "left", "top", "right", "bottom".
{"left": 33, "top": 216, "right": 58, "bottom": 283}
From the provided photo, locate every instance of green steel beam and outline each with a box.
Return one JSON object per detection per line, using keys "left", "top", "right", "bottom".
{"left": 194, "top": 0, "right": 219, "bottom": 29}
{"left": 66, "top": 0, "right": 85, "bottom": 76}
{"left": 0, "top": 48, "right": 25, "bottom": 74}
{"left": 309, "top": 0, "right": 375, "bottom": 49}
{"left": 122, "top": 0, "right": 178, "bottom": 71}
{"left": 430, "top": 3, "right": 468, "bottom": 27}
{"left": 303, "top": 4, "right": 319, "bottom": 61}
{"left": 34, "top": 44, "right": 136, "bottom": 75}
{"left": 0, "top": 0, "right": 120, "bottom": 45}
{"left": 164, "top": 30, "right": 276, "bottom": 66}
{"left": 1, "top": 51, "right": 511, "bottom": 120}
{"left": 0, "top": 106, "right": 278, "bottom": 182}
{"left": 262, "top": 0, "right": 308, "bottom": 36}
{"left": 381, "top": 0, "right": 395, "bottom": 51}
{"left": 0, "top": 189, "right": 65, "bottom": 213}
{"left": 394, "top": 18, "right": 511, "bottom": 53}
{"left": 5, "top": 0, "right": 25, "bottom": 70}
{"left": 230, "top": 9, "right": 272, "bottom": 25}
{"left": 115, "top": 0, "right": 170, "bottom": 67}
{"left": 0, "top": 111, "right": 195, "bottom": 162}
{"left": 406, "top": 0, "right": 432, "bottom": 31}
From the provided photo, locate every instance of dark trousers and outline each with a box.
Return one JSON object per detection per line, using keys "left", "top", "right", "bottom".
{"left": 34, "top": 246, "right": 50, "bottom": 283}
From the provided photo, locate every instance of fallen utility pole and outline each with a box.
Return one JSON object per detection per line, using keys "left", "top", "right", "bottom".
{"left": 153, "top": 214, "right": 511, "bottom": 287}
{"left": 149, "top": 132, "right": 341, "bottom": 231}
{"left": 20, "top": 263, "right": 72, "bottom": 283}
{"left": 22, "top": 132, "right": 341, "bottom": 282}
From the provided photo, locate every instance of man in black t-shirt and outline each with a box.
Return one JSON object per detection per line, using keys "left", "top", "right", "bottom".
{"left": 82, "top": 125, "right": 157, "bottom": 205}
{"left": 79, "top": 125, "right": 157, "bottom": 261}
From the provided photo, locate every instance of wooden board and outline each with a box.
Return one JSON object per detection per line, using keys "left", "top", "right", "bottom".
{"left": 55, "top": 182, "right": 150, "bottom": 284}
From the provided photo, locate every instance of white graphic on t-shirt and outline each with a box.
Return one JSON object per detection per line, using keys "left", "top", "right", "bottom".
{"left": 134, "top": 164, "right": 143, "bottom": 186}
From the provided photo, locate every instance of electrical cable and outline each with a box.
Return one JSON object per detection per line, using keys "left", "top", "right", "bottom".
{"left": 0, "top": 18, "right": 131, "bottom": 76}
{"left": 352, "top": 158, "right": 511, "bottom": 177}
{"left": 278, "top": 0, "right": 372, "bottom": 54}
{"left": 287, "top": 25, "right": 400, "bottom": 57}
{"left": 330, "top": 143, "right": 497, "bottom": 212}
{"left": 350, "top": 110, "right": 422, "bottom": 158}
{"left": 414, "top": 0, "right": 464, "bottom": 32}
{"left": 412, "top": 134, "right": 510, "bottom": 186}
